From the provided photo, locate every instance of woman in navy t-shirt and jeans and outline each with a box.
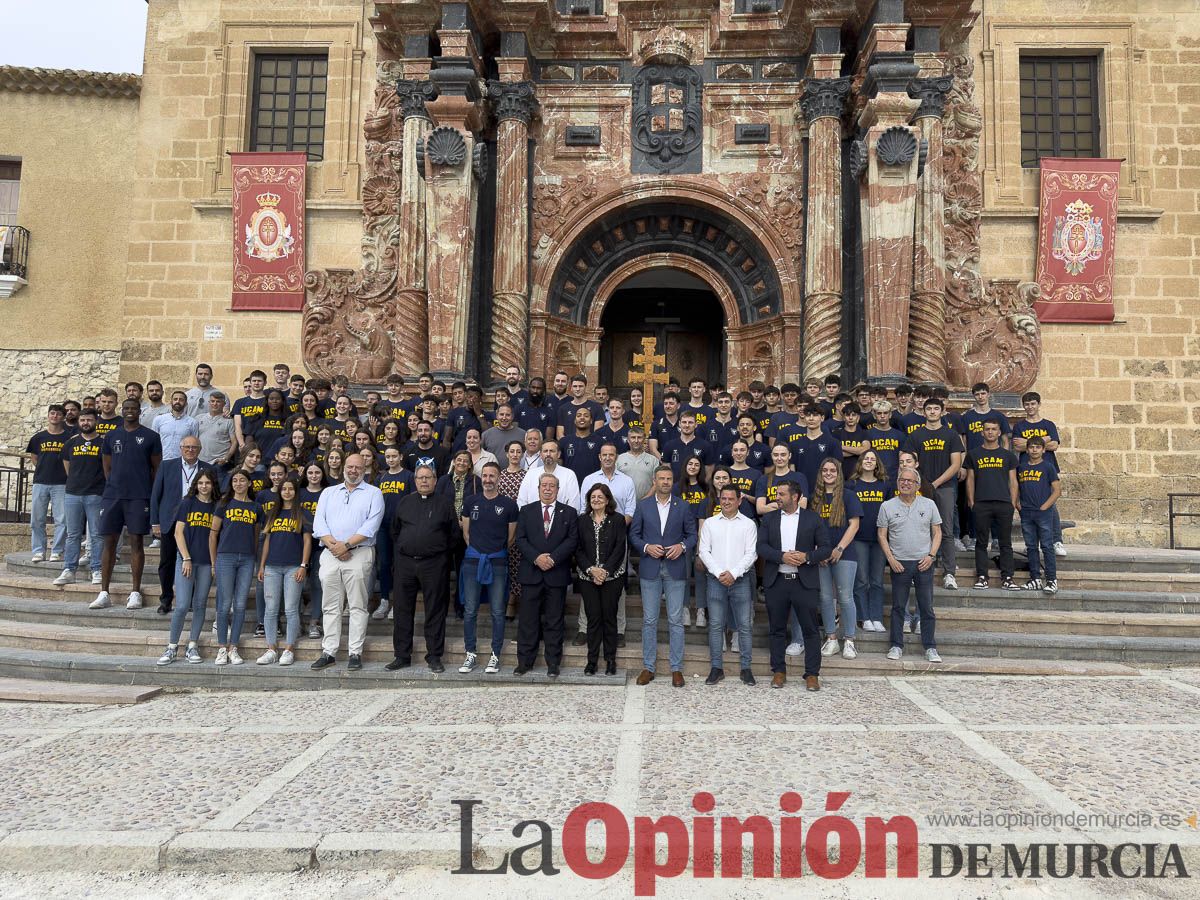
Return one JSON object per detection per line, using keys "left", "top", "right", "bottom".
{"left": 156, "top": 470, "right": 218, "bottom": 666}
{"left": 256, "top": 475, "right": 312, "bottom": 666}
{"left": 209, "top": 469, "right": 262, "bottom": 666}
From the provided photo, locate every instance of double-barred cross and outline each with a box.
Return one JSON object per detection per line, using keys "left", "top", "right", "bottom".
{"left": 627, "top": 336, "right": 669, "bottom": 414}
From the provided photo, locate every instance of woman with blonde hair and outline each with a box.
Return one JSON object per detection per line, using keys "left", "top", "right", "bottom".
{"left": 810, "top": 458, "right": 863, "bottom": 660}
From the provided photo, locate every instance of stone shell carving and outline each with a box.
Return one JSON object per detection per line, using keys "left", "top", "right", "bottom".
{"left": 876, "top": 126, "right": 917, "bottom": 166}
{"left": 425, "top": 126, "right": 467, "bottom": 167}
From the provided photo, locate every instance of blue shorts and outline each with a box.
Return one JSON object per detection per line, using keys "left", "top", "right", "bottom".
{"left": 99, "top": 498, "right": 151, "bottom": 536}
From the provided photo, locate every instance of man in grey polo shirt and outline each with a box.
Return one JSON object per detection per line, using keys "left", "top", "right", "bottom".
{"left": 877, "top": 465, "right": 943, "bottom": 663}
{"left": 195, "top": 392, "right": 236, "bottom": 468}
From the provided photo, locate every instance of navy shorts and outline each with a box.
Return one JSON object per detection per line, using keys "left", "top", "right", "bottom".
{"left": 99, "top": 498, "right": 151, "bottom": 536}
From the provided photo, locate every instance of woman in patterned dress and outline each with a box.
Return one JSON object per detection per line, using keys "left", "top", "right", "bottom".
{"left": 497, "top": 439, "right": 526, "bottom": 620}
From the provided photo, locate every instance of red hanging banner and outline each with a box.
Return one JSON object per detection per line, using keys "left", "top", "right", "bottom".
{"left": 1033, "top": 157, "right": 1120, "bottom": 323}
{"left": 230, "top": 151, "right": 307, "bottom": 311}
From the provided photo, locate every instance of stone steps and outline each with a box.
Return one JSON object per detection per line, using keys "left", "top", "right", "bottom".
{"left": 0, "top": 676, "right": 161, "bottom": 704}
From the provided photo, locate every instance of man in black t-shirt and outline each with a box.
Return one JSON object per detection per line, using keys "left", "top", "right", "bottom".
{"left": 964, "top": 417, "right": 1019, "bottom": 590}
{"left": 56, "top": 410, "right": 107, "bottom": 586}
{"left": 26, "top": 404, "right": 70, "bottom": 563}
{"left": 902, "top": 397, "right": 964, "bottom": 589}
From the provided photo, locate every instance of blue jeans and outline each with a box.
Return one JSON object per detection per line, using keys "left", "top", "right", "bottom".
{"left": 888, "top": 560, "right": 936, "bottom": 651}
{"left": 706, "top": 573, "right": 752, "bottom": 670}
{"left": 215, "top": 553, "right": 254, "bottom": 645}
{"left": 819, "top": 559, "right": 858, "bottom": 639}
{"left": 686, "top": 546, "right": 708, "bottom": 610}
{"left": 305, "top": 548, "right": 323, "bottom": 619}
{"left": 263, "top": 564, "right": 303, "bottom": 647}
{"left": 1051, "top": 505, "right": 1064, "bottom": 544}
{"left": 254, "top": 537, "right": 266, "bottom": 630}
{"left": 640, "top": 574, "right": 687, "bottom": 673}
{"left": 852, "top": 540, "right": 886, "bottom": 622}
{"left": 64, "top": 493, "right": 102, "bottom": 572}
{"left": 462, "top": 562, "right": 508, "bottom": 656}
{"left": 169, "top": 557, "right": 212, "bottom": 645}
{"left": 31, "top": 483, "right": 66, "bottom": 557}
{"left": 1021, "top": 508, "right": 1057, "bottom": 581}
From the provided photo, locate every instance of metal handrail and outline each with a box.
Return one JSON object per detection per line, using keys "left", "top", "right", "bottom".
{"left": 0, "top": 225, "right": 29, "bottom": 280}
{"left": 1167, "top": 493, "right": 1200, "bottom": 550}
{"left": 0, "top": 452, "right": 31, "bottom": 523}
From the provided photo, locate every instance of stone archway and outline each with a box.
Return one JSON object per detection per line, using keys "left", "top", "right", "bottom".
{"left": 529, "top": 200, "right": 794, "bottom": 387}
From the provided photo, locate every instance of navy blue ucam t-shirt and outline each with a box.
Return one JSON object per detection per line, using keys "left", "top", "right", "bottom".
{"left": 814, "top": 488, "right": 866, "bottom": 561}
{"left": 102, "top": 426, "right": 162, "bottom": 500}
{"left": 461, "top": 492, "right": 518, "bottom": 554}
{"left": 1018, "top": 459, "right": 1060, "bottom": 512}
{"left": 846, "top": 478, "right": 894, "bottom": 544}
{"left": 215, "top": 499, "right": 262, "bottom": 556}
{"left": 263, "top": 508, "right": 312, "bottom": 567}
{"left": 175, "top": 496, "right": 216, "bottom": 565}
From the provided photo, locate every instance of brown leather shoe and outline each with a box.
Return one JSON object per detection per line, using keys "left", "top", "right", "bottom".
{"left": 671, "top": 671, "right": 685, "bottom": 688}
{"left": 636, "top": 669, "right": 654, "bottom": 686}
{"left": 771, "top": 672, "right": 786, "bottom": 689}
{"left": 805, "top": 675, "right": 820, "bottom": 692}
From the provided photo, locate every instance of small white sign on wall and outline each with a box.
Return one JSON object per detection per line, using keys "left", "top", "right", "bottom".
{"left": 203, "top": 324, "right": 224, "bottom": 341}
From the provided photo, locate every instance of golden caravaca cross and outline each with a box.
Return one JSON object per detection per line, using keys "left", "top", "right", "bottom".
{"left": 628, "top": 336, "right": 669, "bottom": 417}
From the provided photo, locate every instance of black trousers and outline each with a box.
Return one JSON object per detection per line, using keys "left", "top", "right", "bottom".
{"left": 392, "top": 554, "right": 450, "bottom": 662}
{"left": 580, "top": 578, "right": 622, "bottom": 665}
{"left": 517, "top": 580, "right": 567, "bottom": 668}
{"left": 972, "top": 500, "right": 1014, "bottom": 578}
{"left": 765, "top": 577, "right": 821, "bottom": 677}
{"left": 157, "top": 527, "right": 179, "bottom": 604}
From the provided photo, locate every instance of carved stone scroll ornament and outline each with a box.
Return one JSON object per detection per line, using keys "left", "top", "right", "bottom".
{"left": 531, "top": 173, "right": 599, "bottom": 260}
{"left": 726, "top": 174, "right": 804, "bottom": 252}
{"left": 941, "top": 53, "right": 1042, "bottom": 392}
{"left": 395, "top": 79, "right": 439, "bottom": 120}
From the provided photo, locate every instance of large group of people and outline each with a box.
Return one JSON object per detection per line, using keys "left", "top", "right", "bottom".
{"left": 22, "top": 361, "right": 1065, "bottom": 688}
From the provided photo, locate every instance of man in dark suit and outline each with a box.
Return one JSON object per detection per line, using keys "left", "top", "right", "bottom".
{"left": 514, "top": 470, "right": 580, "bottom": 677}
{"left": 757, "top": 479, "right": 832, "bottom": 690}
{"left": 630, "top": 465, "right": 697, "bottom": 687}
{"left": 149, "top": 436, "right": 214, "bottom": 615}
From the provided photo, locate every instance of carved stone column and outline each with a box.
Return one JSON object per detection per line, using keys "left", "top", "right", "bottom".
{"left": 800, "top": 76, "right": 851, "bottom": 381}
{"left": 856, "top": 56, "right": 922, "bottom": 384}
{"left": 394, "top": 80, "right": 437, "bottom": 373}
{"left": 907, "top": 75, "right": 953, "bottom": 384}
{"left": 488, "top": 80, "right": 537, "bottom": 382}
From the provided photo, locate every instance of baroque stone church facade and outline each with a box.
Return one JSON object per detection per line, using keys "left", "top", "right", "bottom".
{"left": 1, "top": 0, "right": 1197, "bottom": 545}
{"left": 304, "top": 0, "right": 1029, "bottom": 396}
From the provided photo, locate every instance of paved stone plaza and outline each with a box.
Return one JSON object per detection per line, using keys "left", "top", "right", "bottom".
{"left": 1, "top": 674, "right": 1199, "bottom": 897}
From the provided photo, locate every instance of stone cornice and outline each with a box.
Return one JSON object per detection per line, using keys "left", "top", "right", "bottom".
{"left": 0, "top": 66, "right": 141, "bottom": 100}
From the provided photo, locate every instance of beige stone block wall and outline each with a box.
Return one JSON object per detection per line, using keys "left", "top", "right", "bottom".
{"left": 0, "top": 90, "right": 137, "bottom": 349}
{"left": 979, "top": 0, "right": 1200, "bottom": 546}
{"left": 118, "top": 0, "right": 374, "bottom": 393}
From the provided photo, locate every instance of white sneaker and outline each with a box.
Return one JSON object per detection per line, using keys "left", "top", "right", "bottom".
{"left": 91, "top": 571, "right": 102, "bottom": 585}
{"left": 913, "top": 620, "right": 921, "bottom": 635}
{"left": 886, "top": 646, "right": 903, "bottom": 660}
{"left": 925, "top": 648, "right": 942, "bottom": 663}
{"left": 53, "top": 569, "right": 75, "bottom": 586}
{"left": 387, "top": 605, "right": 394, "bottom": 619}
{"left": 278, "top": 650, "right": 294, "bottom": 666}
{"left": 126, "top": 591, "right": 143, "bottom": 610}
{"left": 682, "top": 607, "right": 692, "bottom": 627}
{"left": 149, "top": 538, "right": 161, "bottom": 549}
{"left": 873, "top": 620, "right": 886, "bottom": 632}
{"left": 695, "top": 608, "right": 706, "bottom": 628}
{"left": 185, "top": 644, "right": 202, "bottom": 664}
{"left": 943, "top": 574, "right": 958, "bottom": 590}
{"left": 31, "top": 551, "right": 44, "bottom": 563}
{"left": 820, "top": 637, "right": 839, "bottom": 657}
{"left": 459, "top": 652, "right": 477, "bottom": 673}
{"left": 953, "top": 538, "right": 967, "bottom": 552}
{"left": 214, "top": 647, "right": 229, "bottom": 666}
{"left": 156, "top": 645, "right": 177, "bottom": 666}
{"left": 904, "top": 619, "right": 913, "bottom": 633}
{"left": 89, "top": 591, "right": 111, "bottom": 610}
{"left": 256, "top": 649, "right": 278, "bottom": 665}
{"left": 729, "top": 633, "right": 739, "bottom": 654}
{"left": 1043, "top": 579, "right": 1059, "bottom": 595}
{"left": 372, "top": 601, "right": 390, "bottom": 620}
{"left": 842, "top": 640, "right": 857, "bottom": 660}
{"left": 785, "top": 641, "right": 803, "bottom": 657}
{"left": 228, "top": 648, "right": 244, "bottom": 665}
{"left": 49, "top": 553, "right": 62, "bottom": 562}
{"left": 485, "top": 653, "right": 501, "bottom": 674}
{"left": 1054, "top": 542, "right": 1067, "bottom": 557}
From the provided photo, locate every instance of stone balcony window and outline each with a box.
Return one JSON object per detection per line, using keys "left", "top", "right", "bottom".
{"left": 0, "top": 225, "right": 28, "bottom": 298}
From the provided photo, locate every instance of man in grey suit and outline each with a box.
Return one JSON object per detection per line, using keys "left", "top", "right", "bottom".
{"left": 630, "top": 465, "right": 697, "bottom": 687}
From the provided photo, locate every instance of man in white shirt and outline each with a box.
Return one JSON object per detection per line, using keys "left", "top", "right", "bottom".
{"left": 577, "top": 442, "right": 636, "bottom": 648}
{"left": 520, "top": 427, "right": 544, "bottom": 470}
{"left": 698, "top": 485, "right": 759, "bottom": 685}
{"left": 151, "top": 390, "right": 199, "bottom": 461}
{"left": 517, "top": 440, "right": 581, "bottom": 512}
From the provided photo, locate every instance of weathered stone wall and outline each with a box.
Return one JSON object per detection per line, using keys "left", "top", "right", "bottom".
{"left": 0, "top": 350, "right": 121, "bottom": 452}
{"left": 977, "top": 0, "right": 1200, "bottom": 545}
{"left": 118, "top": 0, "right": 373, "bottom": 390}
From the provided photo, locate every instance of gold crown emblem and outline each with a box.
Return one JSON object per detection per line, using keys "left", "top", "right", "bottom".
{"left": 640, "top": 25, "right": 697, "bottom": 66}
{"left": 1064, "top": 199, "right": 1094, "bottom": 218}
{"left": 256, "top": 191, "right": 282, "bottom": 208}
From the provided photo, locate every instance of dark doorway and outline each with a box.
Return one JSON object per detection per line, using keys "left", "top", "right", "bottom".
{"left": 599, "top": 269, "right": 725, "bottom": 395}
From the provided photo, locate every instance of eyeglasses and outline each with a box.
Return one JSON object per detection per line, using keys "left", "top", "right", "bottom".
{"left": 897, "top": 478, "right": 919, "bottom": 485}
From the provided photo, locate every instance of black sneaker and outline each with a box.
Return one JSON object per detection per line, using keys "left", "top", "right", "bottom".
{"left": 428, "top": 657, "right": 445, "bottom": 673}
{"left": 705, "top": 667, "right": 725, "bottom": 685}
{"left": 573, "top": 632, "right": 587, "bottom": 646}
{"left": 616, "top": 633, "right": 626, "bottom": 648}
{"left": 254, "top": 623, "right": 266, "bottom": 637}
{"left": 384, "top": 657, "right": 410, "bottom": 671}
{"left": 547, "top": 665, "right": 560, "bottom": 679}
{"left": 513, "top": 665, "right": 529, "bottom": 676}
{"left": 740, "top": 668, "right": 756, "bottom": 686}
{"left": 347, "top": 654, "right": 362, "bottom": 671}
{"left": 1001, "top": 578, "right": 1021, "bottom": 591}
{"left": 973, "top": 575, "right": 989, "bottom": 589}
{"left": 310, "top": 653, "right": 336, "bottom": 671}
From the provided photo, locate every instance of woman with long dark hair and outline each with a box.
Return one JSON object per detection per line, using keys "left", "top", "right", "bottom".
{"left": 299, "top": 463, "right": 327, "bottom": 638}
{"left": 209, "top": 469, "right": 262, "bottom": 666}
{"left": 848, "top": 450, "right": 892, "bottom": 634}
{"left": 257, "top": 476, "right": 311, "bottom": 666}
{"left": 574, "top": 483, "right": 627, "bottom": 676}
{"left": 156, "top": 470, "right": 218, "bottom": 665}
